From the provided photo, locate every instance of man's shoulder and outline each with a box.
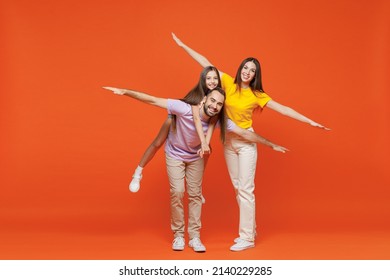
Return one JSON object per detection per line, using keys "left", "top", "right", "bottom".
{"left": 168, "top": 99, "right": 187, "bottom": 105}
{"left": 168, "top": 99, "right": 191, "bottom": 115}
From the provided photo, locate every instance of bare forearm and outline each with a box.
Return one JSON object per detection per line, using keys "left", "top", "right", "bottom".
{"left": 205, "top": 117, "right": 217, "bottom": 144}
{"left": 205, "top": 126, "right": 213, "bottom": 144}
{"left": 103, "top": 87, "right": 168, "bottom": 109}
{"left": 267, "top": 100, "right": 329, "bottom": 129}
{"left": 194, "top": 116, "right": 207, "bottom": 144}
{"left": 181, "top": 45, "right": 212, "bottom": 68}
{"left": 172, "top": 33, "right": 213, "bottom": 68}
{"left": 233, "top": 127, "right": 288, "bottom": 153}
{"left": 242, "top": 130, "right": 275, "bottom": 148}
{"left": 122, "top": 89, "right": 158, "bottom": 106}
{"left": 282, "top": 106, "right": 314, "bottom": 124}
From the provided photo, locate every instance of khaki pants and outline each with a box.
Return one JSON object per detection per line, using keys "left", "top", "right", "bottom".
{"left": 166, "top": 155, "right": 204, "bottom": 239}
{"left": 224, "top": 130, "right": 258, "bottom": 242}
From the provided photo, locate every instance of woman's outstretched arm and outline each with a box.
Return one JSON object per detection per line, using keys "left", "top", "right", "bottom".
{"left": 266, "top": 100, "right": 330, "bottom": 130}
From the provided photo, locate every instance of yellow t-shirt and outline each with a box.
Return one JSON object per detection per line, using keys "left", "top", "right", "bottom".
{"left": 222, "top": 73, "right": 272, "bottom": 129}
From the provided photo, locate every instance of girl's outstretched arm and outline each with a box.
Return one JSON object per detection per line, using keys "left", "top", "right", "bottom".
{"left": 205, "top": 116, "right": 218, "bottom": 145}
{"left": 172, "top": 33, "right": 224, "bottom": 76}
{"left": 266, "top": 100, "right": 330, "bottom": 130}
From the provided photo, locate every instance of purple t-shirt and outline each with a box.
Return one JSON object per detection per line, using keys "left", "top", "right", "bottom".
{"left": 165, "top": 99, "right": 236, "bottom": 162}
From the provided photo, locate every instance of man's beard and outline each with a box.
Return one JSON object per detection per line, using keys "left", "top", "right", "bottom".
{"left": 203, "top": 104, "right": 217, "bottom": 117}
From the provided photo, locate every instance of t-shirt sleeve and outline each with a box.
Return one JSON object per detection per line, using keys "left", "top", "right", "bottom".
{"left": 167, "top": 99, "right": 188, "bottom": 116}
{"left": 221, "top": 73, "right": 234, "bottom": 90}
{"left": 226, "top": 119, "right": 237, "bottom": 132}
{"left": 257, "top": 92, "right": 272, "bottom": 108}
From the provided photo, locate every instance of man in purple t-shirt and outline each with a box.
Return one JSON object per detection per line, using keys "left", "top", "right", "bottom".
{"left": 103, "top": 86, "right": 287, "bottom": 253}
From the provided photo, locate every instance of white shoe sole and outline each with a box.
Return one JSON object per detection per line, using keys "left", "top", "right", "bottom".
{"left": 172, "top": 246, "right": 184, "bottom": 251}
{"left": 129, "top": 175, "right": 142, "bottom": 192}
{"left": 230, "top": 243, "right": 255, "bottom": 252}
{"left": 189, "top": 246, "right": 206, "bottom": 253}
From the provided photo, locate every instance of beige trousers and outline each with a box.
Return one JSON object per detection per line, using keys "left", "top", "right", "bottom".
{"left": 165, "top": 155, "right": 204, "bottom": 239}
{"left": 224, "top": 130, "right": 258, "bottom": 242}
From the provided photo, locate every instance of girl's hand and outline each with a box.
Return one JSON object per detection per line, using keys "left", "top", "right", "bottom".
{"left": 172, "top": 32, "right": 184, "bottom": 47}
{"left": 201, "top": 142, "right": 211, "bottom": 155}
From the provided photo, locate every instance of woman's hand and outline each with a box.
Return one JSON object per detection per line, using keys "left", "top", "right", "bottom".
{"left": 309, "top": 121, "right": 331, "bottom": 130}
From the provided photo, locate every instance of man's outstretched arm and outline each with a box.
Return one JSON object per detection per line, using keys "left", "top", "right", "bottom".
{"left": 103, "top": 86, "right": 168, "bottom": 109}
{"left": 231, "top": 125, "right": 289, "bottom": 153}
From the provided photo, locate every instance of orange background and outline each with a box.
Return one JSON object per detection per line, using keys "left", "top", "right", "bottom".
{"left": 1, "top": 0, "right": 389, "bottom": 259}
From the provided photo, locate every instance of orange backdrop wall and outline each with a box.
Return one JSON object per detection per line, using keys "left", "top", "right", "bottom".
{"left": 1, "top": 0, "right": 389, "bottom": 259}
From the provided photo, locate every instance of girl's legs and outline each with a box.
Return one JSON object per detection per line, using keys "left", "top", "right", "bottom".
{"left": 129, "top": 117, "right": 172, "bottom": 192}
{"left": 130, "top": 116, "right": 206, "bottom": 203}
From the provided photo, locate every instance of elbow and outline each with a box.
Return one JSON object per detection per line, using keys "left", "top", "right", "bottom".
{"left": 241, "top": 131, "right": 252, "bottom": 142}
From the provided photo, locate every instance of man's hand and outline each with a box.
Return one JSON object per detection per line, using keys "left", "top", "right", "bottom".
{"left": 271, "top": 145, "right": 289, "bottom": 153}
{"left": 103, "top": 86, "right": 126, "bottom": 95}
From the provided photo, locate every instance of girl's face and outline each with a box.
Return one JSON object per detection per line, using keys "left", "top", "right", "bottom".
{"left": 205, "top": 70, "right": 219, "bottom": 90}
{"left": 240, "top": 61, "right": 256, "bottom": 85}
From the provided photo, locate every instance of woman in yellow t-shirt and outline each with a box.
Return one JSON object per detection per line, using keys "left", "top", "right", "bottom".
{"left": 172, "top": 32, "right": 330, "bottom": 252}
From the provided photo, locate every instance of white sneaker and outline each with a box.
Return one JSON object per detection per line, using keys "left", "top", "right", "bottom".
{"left": 172, "top": 237, "right": 185, "bottom": 251}
{"left": 234, "top": 232, "right": 257, "bottom": 243}
{"left": 129, "top": 174, "right": 142, "bottom": 192}
{"left": 189, "top": 237, "right": 206, "bottom": 252}
{"left": 234, "top": 237, "right": 243, "bottom": 243}
{"left": 230, "top": 239, "right": 255, "bottom": 251}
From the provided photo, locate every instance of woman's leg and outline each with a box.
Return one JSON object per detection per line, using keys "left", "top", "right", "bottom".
{"left": 224, "top": 133, "right": 258, "bottom": 251}
{"left": 235, "top": 141, "right": 257, "bottom": 242}
{"left": 129, "top": 117, "right": 172, "bottom": 192}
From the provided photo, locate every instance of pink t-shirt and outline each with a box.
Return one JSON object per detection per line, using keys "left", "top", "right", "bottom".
{"left": 166, "top": 99, "right": 235, "bottom": 162}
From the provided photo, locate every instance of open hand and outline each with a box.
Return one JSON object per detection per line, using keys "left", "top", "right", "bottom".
{"left": 310, "top": 121, "right": 331, "bottom": 130}
{"left": 272, "top": 145, "right": 289, "bottom": 153}
{"left": 172, "top": 32, "right": 184, "bottom": 47}
{"left": 102, "top": 86, "right": 126, "bottom": 95}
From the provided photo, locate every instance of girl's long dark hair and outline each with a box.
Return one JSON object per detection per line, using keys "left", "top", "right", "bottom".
{"left": 178, "top": 67, "right": 226, "bottom": 143}
{"left": 181, "top": 66, "right": 221, "bottom": 105}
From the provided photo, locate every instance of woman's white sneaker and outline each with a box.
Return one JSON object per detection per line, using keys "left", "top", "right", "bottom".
{"left": 230, "top": 239, "right": 255, "bottom": 251}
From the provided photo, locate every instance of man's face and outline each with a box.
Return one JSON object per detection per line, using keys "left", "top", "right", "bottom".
{"left": 203, "top": 90, "right": 225, "bottom": 117}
